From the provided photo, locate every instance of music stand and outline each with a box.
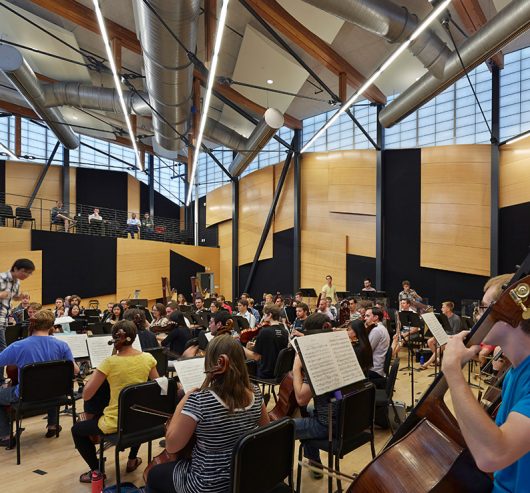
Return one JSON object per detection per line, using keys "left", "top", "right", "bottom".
{"left": 299, "top": 288, "right": 318, "bottom": 309}
{"left": 398, "top": 310, "right": 421, "bottom": 409}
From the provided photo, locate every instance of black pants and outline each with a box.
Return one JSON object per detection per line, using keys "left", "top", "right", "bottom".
{"left": 71, "top": 381, "right": 139, "bottom": 471}
{"left": 146, "top": 461, "right": 178, "bottom": 493}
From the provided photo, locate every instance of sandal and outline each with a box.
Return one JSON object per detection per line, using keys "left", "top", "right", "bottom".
{"left": 126, "top": 457, "right": 143, "bottom": 473}
{"left": 45, "top": 425, "right": 62, "bottom": 438}
{"left": 417, "top": 365, "right": 428, "bottom": 371}
{"left": 79, "top": 471, "right": 106, "bottom": 483}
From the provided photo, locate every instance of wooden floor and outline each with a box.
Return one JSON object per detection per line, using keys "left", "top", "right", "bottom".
{"left": 1, "top": 352, "right": 480, "bottom": 493}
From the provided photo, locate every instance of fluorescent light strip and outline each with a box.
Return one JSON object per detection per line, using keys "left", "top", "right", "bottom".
{"left": 301, "top": 0, "right": 452, "bottom": 153}
{"left": 92, "top": 0, "right": 143, "bottom": 170}
{"left": 186, "top": 0, "right": 230, "bottom": 205}
{"left": 0, "top": 141, "right": 18, "bottom": 160}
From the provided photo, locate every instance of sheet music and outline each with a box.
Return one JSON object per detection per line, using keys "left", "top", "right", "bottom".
{"left": 54, "top": 334, "right": 89, "bottom": 359}
{"left": 132, "top": 336, "right": 142, "bottom": 351}
{"left": 86, "top": 335, "right": 113, "bottom": 368}
{"left": 295, "top": 331, "right": 364, "bottom": 396}
{"left": 422, "top": 312, "right": 449, "bottom": 346}
{"left": 205, "top": 332, "right": 214, "bottom": 342}
{"left": 174, "top": 358, "right": 206, "bottom": 393}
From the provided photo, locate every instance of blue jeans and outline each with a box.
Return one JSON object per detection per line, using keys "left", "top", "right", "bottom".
{"left": 294, "top": 415, "right": 328, "bottom": 464}
{"left": 125, "top": 225, "right": 139, "bottom": 238}
{"left": 0, "top": 386, "right": 58, "bottom": 437}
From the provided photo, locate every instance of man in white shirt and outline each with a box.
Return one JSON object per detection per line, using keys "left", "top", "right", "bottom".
{"left": 321, "top": 275, "right": 337, "bottom": 303}
{"left": 365, "top": 307, "right": 390, "bottom": 380}
{"left": 125, "top": 212, "right": 141, "bottom": 239}
{"left": 316, "top": 297, "right": 334, "bottom": 321}
{"left": 236, "top": 298, "right": 256, "bottom": 328}
{"left": 88, "top": 207, "right": 103, "bottom": 235}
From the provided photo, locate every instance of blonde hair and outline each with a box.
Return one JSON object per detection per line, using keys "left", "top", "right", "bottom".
{"left": 31, "top": 309, "right": 55, "bottom": 332}
{"left": 484, "top": 273, "right": 513, "bottom": 301}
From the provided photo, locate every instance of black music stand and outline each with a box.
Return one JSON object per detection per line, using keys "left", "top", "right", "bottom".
{"left": 335, "top": 291, "right": 350, "bottom": 301}
{"left": 299, "top": 288, "right": 317, "bottom": 309}
{"left": 398, "top": 310, "right": 421, "bottom": 409}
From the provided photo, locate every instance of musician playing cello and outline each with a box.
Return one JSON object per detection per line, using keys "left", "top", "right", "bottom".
{"left": 443, "top": 274, "right": 530, "bottom": 492}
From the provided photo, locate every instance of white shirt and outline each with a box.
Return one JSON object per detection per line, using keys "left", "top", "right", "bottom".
{"left": 368, "top": 323, "right": 390, "bottom": 377}
{"left": 127, "top": 218, "right": 140, "bottom": 226}
{"left": 237, "top": 310, "right": 256, "bottom": 328}
{"left": 88, "top": 213, "right": 102, "bottom": 223}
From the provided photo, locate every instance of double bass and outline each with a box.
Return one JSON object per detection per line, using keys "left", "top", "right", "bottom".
{"left": 347, "top": 253, "right": 530, "bottom": 492}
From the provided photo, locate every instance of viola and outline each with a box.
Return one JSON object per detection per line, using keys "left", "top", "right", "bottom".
{"left": 347, "top": 255, "right": 530, "bottom": 492}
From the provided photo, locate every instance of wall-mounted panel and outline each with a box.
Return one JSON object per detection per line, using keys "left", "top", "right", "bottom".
{"left": 238, "top": 166, "right": 274, "bottom": 265}
{"left": 274, "top": 162, "right": 294, "bottom": 233}
{"left": 500, "top": 139, "right": 530, "bottom": 208}
{"left": 218, "top": 221, "right": 232, "bottom": 299}
{"left": 421, "top": 145, "right": 490, "bottom": 277}
{"left": 206, "top": 183, "right": 232, "bottom": 225}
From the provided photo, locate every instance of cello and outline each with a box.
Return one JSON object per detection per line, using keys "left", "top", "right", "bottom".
{"left": 348, "top": 253, "right": 530, "bottom": 493}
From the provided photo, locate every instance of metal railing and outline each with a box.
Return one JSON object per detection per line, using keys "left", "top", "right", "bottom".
{"left": 0, "top": 192, "right": 209, "bottom": 245}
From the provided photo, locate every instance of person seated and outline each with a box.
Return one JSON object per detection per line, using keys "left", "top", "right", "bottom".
{"left": 292, "top": 291, "right": 303, "bottom": 307}
{"left": 420, "top": 301, "right": 463, "bottom": 370}
{"left": 51, "top": 201, "right": 75, "bottom": 232}
{"left": 125, "top": 212, "right": 141, "bottom": 239}
{"left": 71, "top": 320, "right": 158, "bottom": 483}
{"left": 69, "top": 304, "right": 82, "bottom": 320}
{"left": 181, "top": 311, "right": 233, "bottom": 359}
{"left": 68, "top": 295, "right": 84, "bottom": 314}
{"left": 325, "top": 296, "right": 337, "bottom": 321}
{"left": 392, "top": 299, "right": 421, "bottom": 356}
{"left": 141, "top": 212, "right": 154, "bottom": 239}
{"left": 165, "top": 301, "right": 179, "bottom": 317}
{"left": 292, "top": 302, "right": 309, "bottom": 336}
{"left": 12, "top": 292, "right": 30, "bottom": 323}
{"left": 274, "top": 296, "right": 288, "bottom": 323}
{"left": 216, "top": 294, "right": 232, "bottom": 314}
{"left": 291, "top": 313, "right": 334, "bottom": 478}
{"left": 145, "top": 333, "right": 269, "bottom": 493}
{"left": 108, "top": 303, "right": 123, "bottom": 325}
{"left": 365, "top": 307, "right": 390, "bottom": 383}
{"left": 88, "top": 207, "right": 103, "bottom": 235}
{"left": 347, "top": 319, "right": 373, "bottom": 376}
{"left": 191, "top": 297, "right": 210, "bottom": 330}
{"left": 124, "top": 308, "right": 159, "bottom": 350}
{"left": 236, "top": 298, "right": 256, "bottom": 328}
{"left": 347, "top": 298, "right": 361, "bottom": 321}
{"left": 361, "top": 278, "right": 377, "bottom": 292}
{"left": 101, "top": 302, "right": 114, "bottom": 322}
{"left": 54, "top": 297, "right": 65, "bottom": 318}
{"left": 0, "top": 310, "right": 80, "bottom": 446}
{"left": 248, "top": 298, "right": 260, "bottom": 322}
{"left": 150, "top": 303, "right": 169, "bottom": 333}
{"left": 316, "top": 296, "right": 334, "bottom": 321}
{"left": 177, "top": 294, "right": 188, "bottom": 307}
{"left": 162, "top": 311, "right": 195, "bottom": 359}
{"left": 243, "top": 304, "right": 289, "bottom": 379}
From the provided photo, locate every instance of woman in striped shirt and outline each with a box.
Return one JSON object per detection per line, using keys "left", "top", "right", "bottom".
{"left": 146, "top": 334, "right": 269, "bottom": 493}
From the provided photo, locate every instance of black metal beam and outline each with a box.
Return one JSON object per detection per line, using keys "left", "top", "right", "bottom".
{"left": 345, "top": 109, "right": 380, "bottom": 150}
{"left": 62, "top": 147, "right": 70, "bottom": 208}
{"left": 293, "top": 128, "right": 302, "bottom": 294}
{"left": 376, "top": 105, "right": 385, "bottom": 289}
{"left": 148, "top": 153, "right": 155, "bottom": 219}
{"left": 490, "top": 66, "right": 500, "bottom": 277}
{"left": 205, "top": 146, "right": 234, "bottom": 181}
{"left": 25, "top": 140, "right": 60, "bottom": 213}
{"left": 243, "top": 144, "right": 295, "bottom": 294}
{"left": 232, "top": 159, "right": 239, "bottom": 302}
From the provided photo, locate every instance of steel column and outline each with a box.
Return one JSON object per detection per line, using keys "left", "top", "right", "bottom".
{"left": 491, "top": 66, "right": 500, "bottom": 277}
{"left": 25, "top": 140, "right": 60, "bottom": 211}
{"left": 232, "top": 168, "right": 239, "bottom": 302}
{"left": 376, "top": 105, "right": 385, "bottom": 289}
{"left": 293, "top": 128, "right": 302, "bottom": 294}
{"left": 148, "top": 153, "right": 155, "bottom": 219}
{"left": 62, "top": 147, "right": 70, "bottom": 208}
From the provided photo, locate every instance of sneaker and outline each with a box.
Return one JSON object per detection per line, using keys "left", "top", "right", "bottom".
{"left": 0, "top": 436, "right": 16, "bottom": 448}
{"left": 310, "top": 463, "right": 323, "bottom": 480}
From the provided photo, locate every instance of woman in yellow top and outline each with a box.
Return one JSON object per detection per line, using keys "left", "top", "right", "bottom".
{"left": 71, "top": 320, "right": 158, "bottom": 483}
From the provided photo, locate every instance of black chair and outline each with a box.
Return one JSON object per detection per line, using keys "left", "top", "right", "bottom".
{"left": 5, "top": 324, "right": 23, "bottom": 346}
{"left": 98, "top": 378, "right": 177, "bottom": 493}
{"left": 9, "top": 360, "right": 76, "bottom": 464}
{"left": 370, "top": 345, "right": 392, "bottom": 389}
{"left": 375, "top": 358, "right": 402, "bottom": 430}
{"left": 144, "top": 347, "right": 168, "bottom": 377}
{"left": 230, "top": 418, "right": 295, "bottom": 493}
{"left": 0, "top": 203, "right": 16, "bottom": 226}
{"left": 251, "top": 348, "right": 295, "bottom": 404}
{"left": 296, "top": 381, "right": 376, "bottom": 493}
{"left": 14, "top": 207, "right": 36, "bottom": 229}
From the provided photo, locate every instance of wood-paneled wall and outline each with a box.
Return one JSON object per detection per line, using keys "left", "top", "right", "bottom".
{"left": 218, "top": 221, "right": 233, "bottom": 298}
{"left": 206, "top": 183, "right": 232, "bottom": 226}
{"left": 238, "top": 166, "right": 274, "bottom": 265}
{"left": 127, "top": 174, "right": 140, "bottom": 214}
{"left": 500, "top": 138, "right": 530, "bottom": 208}
{"left": 301, "top": 150, "right": 377, "bottom": 260}
{"left": 5, "top": 161, "right": 76, "bottom": 230}
{"left": 274, "top": 162, "right": 294, "bottom": 233}
{"left": 421, "top": 145, "right": 490, "bottom": 276}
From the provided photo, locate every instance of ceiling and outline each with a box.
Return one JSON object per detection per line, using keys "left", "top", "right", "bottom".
{"left": 0, "top": 0, "right": 529, "bottom": 156}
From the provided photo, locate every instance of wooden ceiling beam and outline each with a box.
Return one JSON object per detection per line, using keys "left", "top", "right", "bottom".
{"left": 30, "top": 0, "right": 142, "bottom": 54}
{"left": 204, "top": 0, "right": 217, "bottom": 65}
{"left": 452, "top": 0, "right": 504, "bottom": 69}
{"left": 243, "top": 0, "right": 386, "bottom": 104}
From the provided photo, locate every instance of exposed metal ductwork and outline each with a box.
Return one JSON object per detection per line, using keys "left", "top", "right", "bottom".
{"left": 380, "top": 0, "right": 530, "bottom": 128}
{"left": 134, "top": 0, "right": 200, "bottom": 152}
{"left": 302, "top": 0, "right": 451, "bottom": 78}
{"left": 0, "top": 44, "right": 80, "bottom": 149}
{"left": 229, "top": 108, "right": 284, "bottom": 177}
{"left": 204, "top": 119, "right": 248, "bottom": 151}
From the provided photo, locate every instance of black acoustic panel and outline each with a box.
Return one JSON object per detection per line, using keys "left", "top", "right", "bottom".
{"left": 381, "top": 148, "right": 487, "bottom": 310}
{"left": 238, "top": 228, "right": 294, "bottom": 299}
{"left": 199, "top": 195, "right": 218, "bottom": 247}
{"left": 0, "top": 160, "right": 5, "bottom": 202}
{"left": 76, "top": 168, "right": 128, "bottom": 211}
{"left": 346, "top": 254, "right": 376, "bottom": 294}
{"left": 170, "top": 250, "right": 205, "bottom": 301}
{"left": 500, "top": 202, "right": 530, "bottom": 274}
{"left": 31, "top": 230, "right": 117, "bottom": 304}
{"left": 140, "top": 182, "right": 181, "bottom": 220}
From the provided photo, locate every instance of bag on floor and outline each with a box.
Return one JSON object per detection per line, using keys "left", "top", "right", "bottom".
{"left": 103, "top": 483, "right": 141, "bottom": 493}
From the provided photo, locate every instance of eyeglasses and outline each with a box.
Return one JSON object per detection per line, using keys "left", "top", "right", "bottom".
{"left": 475, "top": 303, "right": 492, "bottom": 317}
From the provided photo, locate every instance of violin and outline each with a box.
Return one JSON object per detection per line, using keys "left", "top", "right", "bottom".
{"left": 240, "top": 320, "right": 269, "bottom": 345}
{"left": 348, "top": 256, "right": 530, "bottom": 492}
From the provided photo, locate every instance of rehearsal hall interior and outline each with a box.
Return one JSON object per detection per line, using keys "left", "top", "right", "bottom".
{"left": 1, "top": 0, "right": 530, "bottom": 492}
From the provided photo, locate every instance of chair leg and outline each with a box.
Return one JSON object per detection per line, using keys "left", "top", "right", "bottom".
{"left": 16, "top": 414, "right": 21, "bottom": 465}
{"left": 390, "top": 400, "right": 402, "bottom": 426}
{"left": 335, "top": 455, "right": 342, "bottom": 493}
{"left": 115, "top": 447, "right": 121, "bottom": 493}
{"left": 296, "top": 443, "right": 303, "bottom": 493}
{"left": 271, "top": 385, "right": 278, "bottom": 404}
{"left": 56, "top": 407, "right": 60, "bottom": 438}
{"left": 370, "top": 435, "right": 376, "bottom": 459}
{"left": 327, "top": 448, "right": 333, "bottom": 493}
{"left": 99, "top": 439, "right": 105, "bottom": 473}
{"left": 148, "top": 440, "right": 152, "bottom": 462}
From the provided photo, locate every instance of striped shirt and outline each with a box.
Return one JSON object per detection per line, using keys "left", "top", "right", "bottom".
{"left": 173, "top": 385, "right": 263, "bottom": 493}
{"left": 0, "top": 271, "right": 19, "bottom": 327}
